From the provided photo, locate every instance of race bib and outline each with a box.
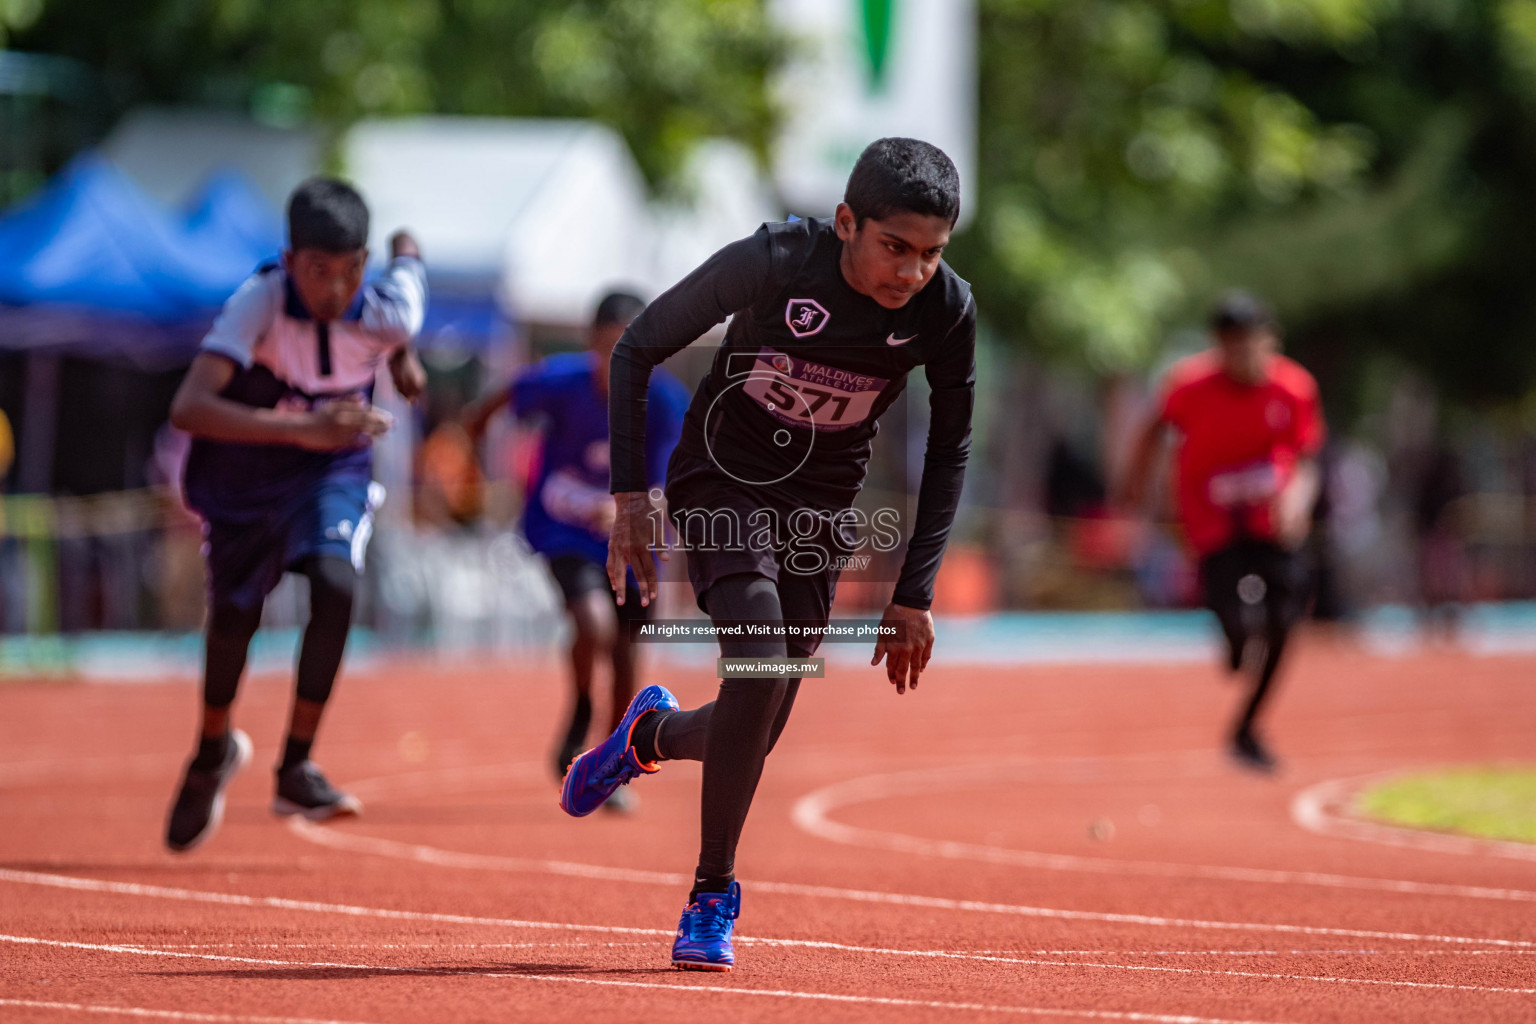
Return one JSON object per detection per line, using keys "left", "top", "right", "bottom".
{"left": 1208, "top": 461, "right": 1281, "bottom": 508}
{"left": 741, "top": 348, "right": 888, "bottom": 433}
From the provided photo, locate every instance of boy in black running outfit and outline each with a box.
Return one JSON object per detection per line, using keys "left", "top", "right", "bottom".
{"left": 559, "top": 138, "right": 974, "bottom": 971}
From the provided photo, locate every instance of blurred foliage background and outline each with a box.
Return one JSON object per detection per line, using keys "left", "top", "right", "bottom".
{"left": 8, "top": 0, "right": 1536, "bottom": 411}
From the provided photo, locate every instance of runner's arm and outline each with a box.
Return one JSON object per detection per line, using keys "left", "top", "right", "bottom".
{"left": 461, "top": 388, "right": 512, "bottom": 440}
{"left": 1275, "top": 457, "right": 1320, "bottom": 549}
{"left": 873, "top": 296, "right": 975, "bottom": 693}
{"left": 1117, "top": 413, "right": 1168, "bottom": 511}
{"left": 608, "top": 229, "right": 775, "bottom": 492}
{"left": 607, "top": 231, "right": 777, "bottom": 605}
{"left": 362, "top": 236, "right": 428, "bottom": 347}
{"left": 171, "top": 354, "right": 390, "bottom": 450}
{"left": 891, "top": 294, "right": 977, "bottom": 611}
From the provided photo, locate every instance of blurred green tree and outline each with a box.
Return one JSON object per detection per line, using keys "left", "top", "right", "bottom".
{"left": 10, "top": 0, "right": 781, "bottom": 188}
{"left": 953, "top": 0, "right": 1536, "bottom": 406}
{"left": 13, "top": 0, "right": 1536, "bottom": 402}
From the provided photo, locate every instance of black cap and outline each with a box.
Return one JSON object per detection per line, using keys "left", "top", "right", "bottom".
{"left": 1209, "top": 290, "right": 1275, "bottom": 334}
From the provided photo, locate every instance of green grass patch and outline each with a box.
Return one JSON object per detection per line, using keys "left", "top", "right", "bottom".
{"left": 1359, "top": 768, "right": 1536, "bottom": 844}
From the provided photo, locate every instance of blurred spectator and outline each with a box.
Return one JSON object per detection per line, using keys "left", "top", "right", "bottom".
{"left": 1414, "top": 442, "right": 1471, "bottom": 637}
{"left": 0, "top": 406, "right": 11, "bottom": 483}
{"left": 0, "top": 407, "right": 18, "bottom": 632}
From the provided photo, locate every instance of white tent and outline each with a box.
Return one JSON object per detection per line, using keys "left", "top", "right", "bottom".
{"left": 342, "top": 116, "right": 779, "bottom": 326}
{"left": 103, "top": 108, "right": 320, "bottom": 213}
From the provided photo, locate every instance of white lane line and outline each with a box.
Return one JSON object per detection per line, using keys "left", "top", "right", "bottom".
{"left": 930, "top": 950, "right": 1536, "bottom": 957}
{"left": 1292, "top": 773, "right": 1536, "bottom": 862}
{"left": 792, "top": 765, "right": 1536, "bottom": 902}
{"left": 150, "top": 942, "right": 652, "bottom": 950}
{"left": 6, "top": 874, "right": 1536, "bottom": 995}
{"left": 0, "top": 1000, "right": 381, "bottom": 1024}
{"left": 0, "top": 934, "right": 1323, "bottom": 1024}
{"left": 734, "top": 935, "right": 1536, "bottom": 995}
{"left": 286, "top": 817, "right": 692, "bottom": 886}
{"left": 342, "top": 761, "right": 545, "bottom": 800}
{"left": 0, "top": 868, "right": 665, "bottom": 937}
{"left": 283, "top": 819, "right": 1536, "bottom": 948}
{"left": 7, "top": 866, "right": 1533, "bottom": 950}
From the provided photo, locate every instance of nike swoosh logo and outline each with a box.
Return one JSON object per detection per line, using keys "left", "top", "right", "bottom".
{"left": 885, "top": 333, "right": 917, "bottom": 346}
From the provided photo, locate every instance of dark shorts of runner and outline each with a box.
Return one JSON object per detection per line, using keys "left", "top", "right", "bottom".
{"left": 546, "top": 553, "right": 649, "bottom": 625}
{"left": 203, "top": 477, "right": 378, "bottom": 611}
{"left": 1200, "top": 538, "right": 1311, "bottom": 636}
{"left": 665, "top": 463, "right": 851, "bottom": 639}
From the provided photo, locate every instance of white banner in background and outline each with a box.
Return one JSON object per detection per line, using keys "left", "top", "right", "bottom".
{"left": 770, "top": 0, "right": 977, "bottom": 228}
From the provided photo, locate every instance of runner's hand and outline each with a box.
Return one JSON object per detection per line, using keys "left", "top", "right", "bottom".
{"left": 607, "top": 490, "right": 667, "bottom": 606}
{"left": 388, "top": 347, "right": 426, "bottom": 402}
{"left": 871, "top": 602, "right": 935, "bottom": 695}
{"left": 389, "top": 230, "right": 421, "bottom": 261}
{"left": 294, "top": 397, "right": 392, "bottom": 451}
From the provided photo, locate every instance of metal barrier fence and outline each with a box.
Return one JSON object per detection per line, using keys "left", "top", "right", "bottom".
{"left": 3, "top": 486, "right": 1535, "bottom": 636}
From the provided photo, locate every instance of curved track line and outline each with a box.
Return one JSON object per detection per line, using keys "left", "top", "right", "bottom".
{"left": 286, "top": 817, "right": 690, "bottom": 886}
{"left": 791, "top": 764, "right": 1536, "bottom": 903}
{"left": 0, "top": 998, "right": 382, "bottom": 1024}
{"left": 0, "top": 935, "right": 1311, "bottom": 1024}
{"left": 5, "top": 866, "right": 1534, "bottom": 954}
{"left": 1291, "top": 773, "right": 1536, "bottom": 861}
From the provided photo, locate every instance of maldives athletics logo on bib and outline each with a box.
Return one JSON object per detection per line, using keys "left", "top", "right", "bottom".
{"left": 785, "top": 298, "right": 830, "bottom": 338}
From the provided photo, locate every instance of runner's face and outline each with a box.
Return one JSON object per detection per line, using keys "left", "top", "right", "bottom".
{"left": 1215, "top": 327, "right": 1277, "bottom": 385}
{"left": 285, "top": 247, "right": 367, "bottom": 322}
{"left": 835, "top": 205, "right": 952, "bottom": 309}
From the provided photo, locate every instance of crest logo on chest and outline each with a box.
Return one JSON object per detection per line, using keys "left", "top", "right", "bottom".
{"left": 785, "top": 298, "right": 830, "bottom": 338}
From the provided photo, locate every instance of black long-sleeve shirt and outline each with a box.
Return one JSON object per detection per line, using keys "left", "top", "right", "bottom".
{"left": 610, "top": 217, "right": 976, "bottom": 609}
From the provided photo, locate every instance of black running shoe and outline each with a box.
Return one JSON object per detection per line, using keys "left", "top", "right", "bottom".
{"left": 1230, "top": 728, "right": 1278, "bottom": 773}
{"left": 166, "top": 729, "right": 252, "bottom": 852}
{"left": 272, "top": 760, "right": 362, "bottom": 820}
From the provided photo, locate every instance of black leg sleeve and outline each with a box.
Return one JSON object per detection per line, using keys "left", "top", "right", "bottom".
{"left": 203, "top": 601, "right": 263, "bottom": 709}
{"left": 1237, "top": 547, "right": 1311, "bottom": 734}
{"left": 1201, "top": 548, "right": 1249, "bottom": 672}
{"left": 294, "top": 555, "right": 357, "bottom": 706}
{"left": 671, "top": 573, "right": 804, "bottom": 897}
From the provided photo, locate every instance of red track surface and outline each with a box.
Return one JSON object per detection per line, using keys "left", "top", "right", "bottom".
{"left": 3, "top": 636, "right": 1534, "bottom": 1023}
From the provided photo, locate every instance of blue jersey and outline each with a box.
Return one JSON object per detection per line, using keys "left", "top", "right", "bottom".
{"left": 512, "top": 352, "right": 688, "bottom": 564}
{"left": 183, "top": 258, "right": 427, "bottom": 522}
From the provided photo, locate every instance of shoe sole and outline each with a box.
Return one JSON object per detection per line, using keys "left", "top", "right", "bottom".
{"left": 167, "top": 729, "right": 253, "bottom": 854}
{"left": 271, "top": 794, "right": 363, "bottom": 821}
{"left": 672, "top": 959, "right": 732, "bottom": 972}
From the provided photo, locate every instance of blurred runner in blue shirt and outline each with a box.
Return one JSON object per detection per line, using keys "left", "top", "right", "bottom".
{"left": 466, "top": 292, "right": 688, "bottom": 807}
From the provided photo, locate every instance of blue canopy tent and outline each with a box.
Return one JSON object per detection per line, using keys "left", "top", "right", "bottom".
{"left": 0, "top": 152, "right": 264, "bottom": 322}
{"left": 0, "top": 152, "right": 513, "bottom": 481}
{"left": 180, "top": 168, "right": 285, "bottom": 270}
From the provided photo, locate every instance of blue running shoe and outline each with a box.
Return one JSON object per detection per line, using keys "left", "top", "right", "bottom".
{"left": 671, "top": 882, "right": 741, "bottom": 972}
{"left": 559, "top": 684, "right": 678, "bottom": 817}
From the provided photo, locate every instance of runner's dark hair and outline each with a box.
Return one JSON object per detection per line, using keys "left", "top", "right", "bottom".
{"left": 594, "top": 291, "right": 647, "bottom": 328}
{"left": 288, "top": 177, "right": 370, "bottom": 253}
{"left": 844, "top": 138, "right": 961, "bottom": 226}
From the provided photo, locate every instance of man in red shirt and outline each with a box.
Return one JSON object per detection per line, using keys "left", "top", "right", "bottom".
{"left": 1121, "top": 292, "right": 1324, "bottom": 771}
